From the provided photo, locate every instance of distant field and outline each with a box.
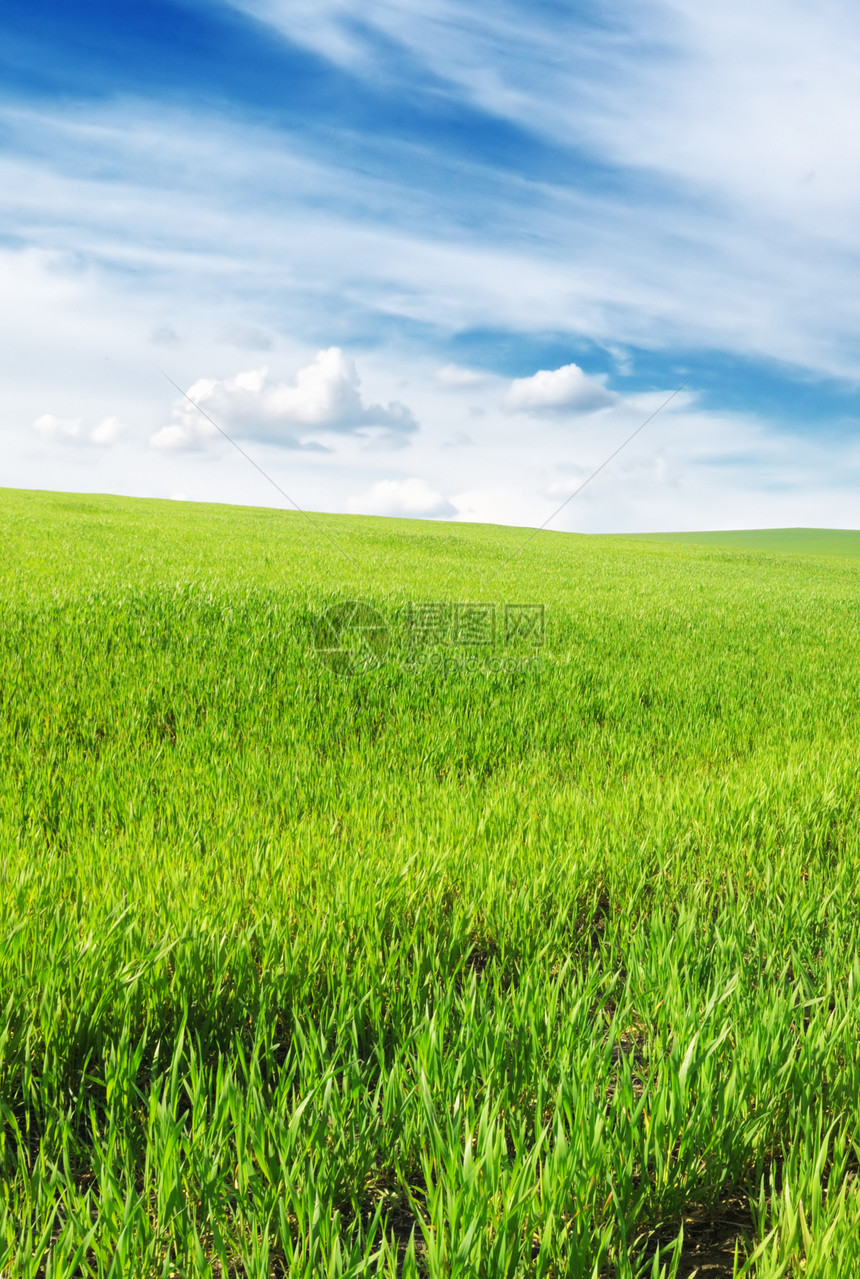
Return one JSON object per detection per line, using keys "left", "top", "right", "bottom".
{"left": 632, "top": 526, "right": 860, "bottom": 559}
{"left": 3, "top": 487, "right": 860, "bottom": 1277}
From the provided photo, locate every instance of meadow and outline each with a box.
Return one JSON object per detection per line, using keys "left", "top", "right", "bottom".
{"left": 2, "top": 486, "right": 860, "bottom": 1277}
{"left": 631, "top": 527, "right": 860, "bottom": 559}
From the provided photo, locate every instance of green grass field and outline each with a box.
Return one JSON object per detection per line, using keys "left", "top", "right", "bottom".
{"left": 3, "top": 486, "right": 860, "bottom": 1277}
{"left": 632, "top": 528, "right": 860, "bottom": 560}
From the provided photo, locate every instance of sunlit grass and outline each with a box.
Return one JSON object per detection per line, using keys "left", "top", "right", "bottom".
{"left": 2, "top": 487, "right": 860, "bottom": 1275}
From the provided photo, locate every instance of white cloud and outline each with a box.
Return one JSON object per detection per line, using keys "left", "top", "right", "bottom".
{"left": 10, "top": 294, "right": 860, "bottom": 535}
{"left": 504, "top": 363, "right": 617, "bottom": 414}
{"left": 176, "top": 1, "right": 860, "bottom": 381}
{"left": 580, "top": 1, "right": 860, "bottom": 233}
{"left": 90, "top": 416, "right": 125, "bottom": 445}
{"left": 150, "top": 423, "right": 200, "bottom": 452}
{"left": 348, "top": 477, "right": 456, "bottom": 518}
{"left": 31, "top": 412, "right": 126, "bottom": 445}
{"left": 8, "top": 11, "right": 860, "bottom": 533}
{"left": 232, "top": 0, "right": 860, "bottom": 237}
{"left": 6, "top": 92, "right": 860, "bottom": 383}
{"left": 32, "top": 413, "right": 81, "bottom": 440}
{"left": 436, "top": 363, "right": 489, "bottom": 388}
{"left": 151, "top": 349, "right": 418, "bottom": 451}
{"left": 449, "top": 486, "right": 539, "bottom": 526}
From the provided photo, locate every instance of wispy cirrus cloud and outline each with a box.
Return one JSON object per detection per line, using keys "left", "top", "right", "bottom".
{"left": 4, "top": 0, "right": 860, "bottom": 531}
{"left": 1, "top": 79, "right": 859, "bottom": 383}
{"left": 230, "top": 0, "right": 860, "bottom": 234}
{"left": 211, "top": 0, "right": 860, "bottom": 378}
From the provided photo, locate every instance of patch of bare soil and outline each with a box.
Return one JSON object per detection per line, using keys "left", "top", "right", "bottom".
{"left": 665, "top": 1190, "right": 754, "bottom": 1277}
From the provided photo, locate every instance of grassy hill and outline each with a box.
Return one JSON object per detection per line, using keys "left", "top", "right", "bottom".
{"left": 3, "top": 487, "right": 860, "bottom": 1276}
{"left": 633, "top": 526, "right": 860, "bottom": 559}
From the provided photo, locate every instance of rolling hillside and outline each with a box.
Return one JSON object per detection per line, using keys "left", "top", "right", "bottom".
{"left": 2, "top": 488, "right": 860, "bottom": 1277}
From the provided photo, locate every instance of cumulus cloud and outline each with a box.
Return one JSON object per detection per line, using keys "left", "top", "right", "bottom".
{"left": 31, "top": 413, "right": 126, "bottom": 445}
{"left": 32, "top": 414, "right": 81, "bottom": 440}
{"left": 90, "top": 416, "right": 125, "bottom": 445}
{"left": 150, "top": 421, "right": 215, "bottom": 452}
{"left": 348, "top": 478, "right": 456, "bottom": 519}
{"left": 151, "top": 348, "right": 418, "bottom": 451}
{"left": 504, "top": 362, "right": 617, "bottom": 415}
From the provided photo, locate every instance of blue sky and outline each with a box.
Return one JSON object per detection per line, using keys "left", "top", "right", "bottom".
{"left": 4, "top": 0, "right": 860, "bottom": 530}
